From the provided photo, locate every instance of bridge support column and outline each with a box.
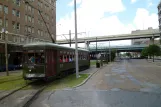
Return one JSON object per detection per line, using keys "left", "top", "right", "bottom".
{"left": 85, "top": 41, "right": 90, "bottom": 50}
{"left": 150, "top": 36, "right": 154, "bottom": 45}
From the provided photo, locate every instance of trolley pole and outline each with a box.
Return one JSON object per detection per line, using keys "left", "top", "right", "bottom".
{"left": 74, "top": 0, "right": 79, "bottom": 78}
{"left": 3, "top": 12, "right": 9, "bottom": 76}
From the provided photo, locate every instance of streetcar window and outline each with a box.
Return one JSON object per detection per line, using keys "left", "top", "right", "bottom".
{"left": 35, "top": 53, "right": 45, "bottom": 64}
{"left": 63, "top": 56, "right": 66, "bottom": 62}
{"left": 60, "top": 56, "right": 63, "bottom": 63}
{"left": 28, "top": 53, "right": 35, "bottom": 63}
{"left": 25, "top": 52, "right": 44, "bottom": 64}
{"left": 69, "top": 56, "right": 72, "bottom": 62}
{"left": 66, "top": 56, "right": 69, "bottom": 62}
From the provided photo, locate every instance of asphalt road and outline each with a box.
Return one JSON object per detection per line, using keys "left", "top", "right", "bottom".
{"left": 29, "top": 59, "right": 161, "bottom": 107}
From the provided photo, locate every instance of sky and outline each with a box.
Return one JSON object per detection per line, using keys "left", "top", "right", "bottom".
{"left": 56, "top": 0, "right": 160, "bottom": 48}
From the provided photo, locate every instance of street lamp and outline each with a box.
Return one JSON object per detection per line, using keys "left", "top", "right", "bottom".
{"left": 1, "top": 29, "right": 9, "bottom": 76}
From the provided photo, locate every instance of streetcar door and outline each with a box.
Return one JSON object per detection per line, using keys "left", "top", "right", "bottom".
{"left": 46, "top": 49, "right": 56, "bottom": 77}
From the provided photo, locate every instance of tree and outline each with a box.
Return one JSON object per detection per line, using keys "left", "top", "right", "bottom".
{"left": 147, "top": 44, "right": 161, "bottom": 62}
{"left": 111, "top": 49, "right": 116, "bottom": 61}
{"left": 126, "top": 52, "right": 131, "bottom": 58}
{"left": 141, "top": 47, "right": 148, "bottom": 58}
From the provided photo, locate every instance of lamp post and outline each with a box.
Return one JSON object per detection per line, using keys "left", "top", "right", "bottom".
{"left": 1, "top": 9, "right": 9, "bottom": 76}
{"left": 74, "top": 0, "right": 79, "bottom": 78}
{"left": 1, "top": 29, "right": 9, "bottom": 76}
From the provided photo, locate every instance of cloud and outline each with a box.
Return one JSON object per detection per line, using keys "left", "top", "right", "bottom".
{"left": 148, "top": 2, "right": 153, "bottom": 7}
{"left": 57, "top": 0, "right": 126, "bottom": 36}
{"left": 131, "top": 0, "right": 137, "bottom": 4}
{"left": 133, "top": 8, "right": 158, "bottom": 30}
{"left": 57, "top": 1, "right": 159, "bottom": 47}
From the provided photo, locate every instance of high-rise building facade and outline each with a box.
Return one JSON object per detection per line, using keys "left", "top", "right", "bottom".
{"left": 158, "top": 1, "right": 161, "bottom": 32}
{"left": 0, "top": 0, "right": 56, "bottom": 43}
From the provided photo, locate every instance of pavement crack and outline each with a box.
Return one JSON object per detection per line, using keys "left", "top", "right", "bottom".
{"left": 47, "top": 91, "right": 55, "bottom": 100}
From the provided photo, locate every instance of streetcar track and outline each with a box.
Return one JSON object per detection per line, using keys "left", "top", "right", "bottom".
{"left": 22, "top": 79, "right": 61, "bottom": 107}
{"left": 0, "top": 85, "right": 29, "bottom": 101}
{"left": 23, "top": 86, "right": 46, "bottom": 107}
{"left": 0, "top": 81, "right": 38, "bottom": 102}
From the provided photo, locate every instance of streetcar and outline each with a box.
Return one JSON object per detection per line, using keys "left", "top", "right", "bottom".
{"left": 22, "top": 43, "right": 90, "bottom": 80}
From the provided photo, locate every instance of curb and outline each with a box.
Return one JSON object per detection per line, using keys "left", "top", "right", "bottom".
{"left": 72, "top": 64, "right": 107, "bottom": 89}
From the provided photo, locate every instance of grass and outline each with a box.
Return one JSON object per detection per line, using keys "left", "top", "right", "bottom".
{"left": 0, "top": 73, "right": 22, "bottom": 84}
{"left": 0, "top": 73, "right": 27, "bottom": 90}
{"left": 0, "top": 72, "right": 89, "bottom": 90}
{"left": 90, "top": 60, "right": 96, "bottom": 65}
{"left": 46, "top": 74, "right": 89, "bottom": 90}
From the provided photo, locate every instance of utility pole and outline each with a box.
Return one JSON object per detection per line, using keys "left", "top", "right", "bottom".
{"left": 74, "top": 0, "right": 79, "bottom": 78}
{"left": 4, "top": 11, "right": 9, "bottom": 76}
{"left": 69, "top": 30, "right": 71, "bottom": 47}
{"left": 96, "top": 37, "right": 97, "bottom": 60}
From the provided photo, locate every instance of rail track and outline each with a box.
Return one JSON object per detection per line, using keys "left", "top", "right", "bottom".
{"left": 0, "top": 79, "right": 56, "bottom": 107}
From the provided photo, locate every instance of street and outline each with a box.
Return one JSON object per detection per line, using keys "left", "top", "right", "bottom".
{"left": 30, "top": 59, "right": 161, "bottom": 107}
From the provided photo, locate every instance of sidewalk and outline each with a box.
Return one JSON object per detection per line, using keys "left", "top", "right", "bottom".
{"left": 147, "top": 59, "right": 161, "bottom": 66}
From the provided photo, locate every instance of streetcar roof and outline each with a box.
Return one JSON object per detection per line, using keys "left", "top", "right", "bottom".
{"left": 23, "top": 42, "right": 89, "bottom": 52}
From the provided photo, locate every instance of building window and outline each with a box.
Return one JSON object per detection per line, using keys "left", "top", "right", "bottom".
{"left": 40, "top": 2, "right": 43, "bottom": 8}
{"left": 0, "top": 18, "right": 2, "bottom": 26}
{"left": 5, "top": 19, "right": 8, "bottom": 28}
{"left": 41, "top": 31, "right": 43, "bottom": 36}
{"left": 25, "top": 4, "right": 28, "bottom": 11}
{"left": 16, "top": 0, "right": 20, "bottom": 6}
{"left": 16, "top": 11, "right": 20, "bottom": 17}
{"left": 38, "top": 29, "right": 40, "bottom": 36}
{"left": 28, "top": 5, "right": 31, "bottom": 11}
{"left": 12, "top": 9, "right": 16, "bottom": 16}
{"left": 28, "top": 16, "right": 31, "bottom": 22}
{"left": 0, "top": 4, "right": 2, "bottom": 12}
{"left": 28, "top": 26, "right": 31, "bottom": 33}
{"left": 32, "top": 17, "right": 34, "bottom": 23}
{"left": 4, "top": 6, "right": 8, "bottom": 14}
{"left": 38, "top": 11, "right": 40, "bottom": 15}
{"left": 12, "top": 21, "right": 16, "bottom": 30}
{"left": 13, "top": 0, "right": 16, "bottom": 4}
{"left": 32, "top": 7, "right": 34, "bottom": 14}
{"left": 25, "top": 26, "right": 27, "bottom": 32}
{"left": 17, "top": 23, "right": 20, "bottom": 31}
{"left": 38, "top": 0, "right": 41, "bottom": 7}
{"left": 46, "top": 15, "right": 49, "bottom": 20}
{"left": 38, "top": 19, "right": 40, "bottom": 24}
{"left": 30, "top": 0, "right": 35, "bottom": 2}
{"left": 41, "top": 21, "right": 43, "bottom": 26}
{"left": 32, "top": 27, "right": 34, "bottom": 33}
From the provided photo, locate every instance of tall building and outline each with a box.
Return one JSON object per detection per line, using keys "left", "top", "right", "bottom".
{"left": 0, "top": 0, "right": 56, "bottom": 43}
{"left": 158, "top": 1, "right": 161, "bottom": 33}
